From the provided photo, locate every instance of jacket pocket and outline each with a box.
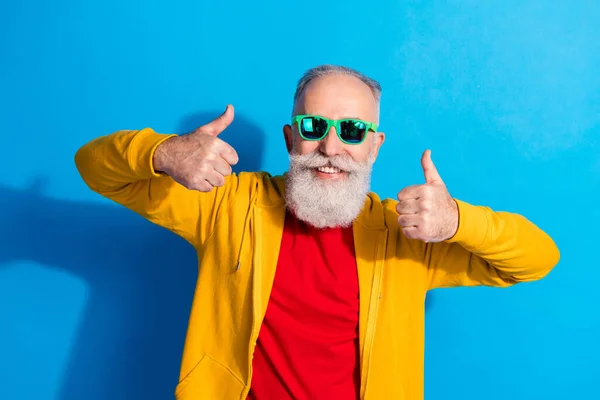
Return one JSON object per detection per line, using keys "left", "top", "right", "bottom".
{"left": 175, "top": 354, "right": 246, "bottom": 400}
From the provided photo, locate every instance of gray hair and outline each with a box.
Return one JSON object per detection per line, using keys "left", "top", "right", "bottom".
{"left": 293, "top": 64, "right": 382, "bottom": 105}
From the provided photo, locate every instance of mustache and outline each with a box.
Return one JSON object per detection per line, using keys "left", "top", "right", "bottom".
{"left": 289, "top": 152, "right": 365, "bottom": 172}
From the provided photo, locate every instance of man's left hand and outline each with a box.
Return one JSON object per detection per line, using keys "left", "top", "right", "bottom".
{"left": 395, "top": 150, "right": 459, "bottom": 243}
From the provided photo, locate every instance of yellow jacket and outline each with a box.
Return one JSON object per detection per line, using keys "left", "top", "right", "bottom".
{"left": 75, "top": 128, "right": 560, "bottom": 400}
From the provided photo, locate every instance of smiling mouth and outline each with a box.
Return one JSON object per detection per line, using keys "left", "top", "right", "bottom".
{"left": 315, "top": 165, "right": 343, "bottom": 174}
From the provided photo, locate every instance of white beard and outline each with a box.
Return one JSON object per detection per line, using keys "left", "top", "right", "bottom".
{"left": 284, "top": 150, "right": 374, "bottom": 229}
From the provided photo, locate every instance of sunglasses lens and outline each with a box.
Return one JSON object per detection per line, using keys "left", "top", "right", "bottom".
{"left": 300, "top": 117, "right": 328, "bottom": 139}
{"left": 340, "top": 120, "right": 367, "bottom": 143}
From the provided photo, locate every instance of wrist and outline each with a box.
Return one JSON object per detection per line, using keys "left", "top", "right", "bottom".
{"left": 152, "top": 138, "right": 173, "bottom": 173}
{"left": 444, "top": 199, "right": 489, "bottom": 248}
{"left": 447, "top": 198, "right": 459, "bottom": 239}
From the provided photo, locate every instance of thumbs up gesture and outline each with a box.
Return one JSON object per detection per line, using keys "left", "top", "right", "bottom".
{"left": 396, "top": 150, "right": 459, "bottom": 242}
{"left": 153, "top": 104, "right": 239, "bottom": 192}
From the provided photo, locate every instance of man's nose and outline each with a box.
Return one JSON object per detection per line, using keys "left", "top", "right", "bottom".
{"left": 318, "top": 127, "right": 344, "bottom": 157}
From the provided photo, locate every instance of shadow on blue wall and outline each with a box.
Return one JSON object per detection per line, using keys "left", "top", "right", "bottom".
{"left": 0, "top": 112, "right": 265, "bottom": 400}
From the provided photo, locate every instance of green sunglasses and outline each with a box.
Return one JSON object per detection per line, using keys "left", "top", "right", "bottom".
{"left": 291, "top": 114, "right": 378, "bottom": 145}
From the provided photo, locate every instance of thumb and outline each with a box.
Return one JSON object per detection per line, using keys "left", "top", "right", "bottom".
{"left": 198, "top": 104, "right": 234, "bottom": 136}
{"left": 421, "top": 149, "right": 443, "bottom": 184}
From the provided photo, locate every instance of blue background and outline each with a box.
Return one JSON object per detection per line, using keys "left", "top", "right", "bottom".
{"left": 1, "top": 0, "right": 598, "bottom": 399}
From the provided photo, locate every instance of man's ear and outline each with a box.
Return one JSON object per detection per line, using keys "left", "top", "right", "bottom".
{"left": 370, "top": 131, "right": 386, "bottom": 161}
{"left": 283, "top": 124, "right": 293, "bottom": 153}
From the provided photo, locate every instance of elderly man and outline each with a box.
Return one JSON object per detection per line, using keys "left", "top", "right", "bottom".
{"left": 75, "top": 64, "right": 560, "bottom": 400}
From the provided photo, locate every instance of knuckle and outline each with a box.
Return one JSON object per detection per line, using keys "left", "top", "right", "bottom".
{"left": 420, "top": 199, "right": 432, "bottom": 211}
{"left": 403, "top": 228, "right": 418, "bottom": 240}
{"left": 214, "top": 175, "right": 225, "bottom": 187}
{"left": 204, "top": 151, "right": 216, "bottom": 162}
{"left": 208, "top": 139, "right": 221, "bottom": 152}
{"left": 190, "top": 177, "right": 207, "bottom": 191}
{"left": 197, "top": 163, "right": 212, "bottom": 176}
{"left": 198, "top": 182, "right": 213, "bottom": 192}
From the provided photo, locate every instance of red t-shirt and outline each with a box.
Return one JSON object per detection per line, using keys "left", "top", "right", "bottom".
{"left": 248, "top": 211, "right": 361, "bottom": 400}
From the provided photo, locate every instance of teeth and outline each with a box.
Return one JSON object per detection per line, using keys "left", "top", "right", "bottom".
{"left": 317, "top": 166, "right": 341, "bottom": 174}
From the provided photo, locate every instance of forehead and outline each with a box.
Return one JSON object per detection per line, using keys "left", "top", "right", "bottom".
{"left": 294, "top": 74, "right": 379, "bottom": 123}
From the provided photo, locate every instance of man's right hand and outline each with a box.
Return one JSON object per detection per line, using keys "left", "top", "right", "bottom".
{"left": 153, "top": 104, "right": 240, "bottom": 192}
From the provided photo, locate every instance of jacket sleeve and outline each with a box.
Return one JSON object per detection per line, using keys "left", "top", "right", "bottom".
{"left": 74, "top": 128, "right": 242, "bottom": 248}
{"left": 425, "top": 199, "right": 560, "bottom": 289}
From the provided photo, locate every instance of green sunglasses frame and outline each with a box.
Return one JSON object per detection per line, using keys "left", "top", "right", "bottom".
{"left": 291, "top": 114, "right": 378, "bottom": 145}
